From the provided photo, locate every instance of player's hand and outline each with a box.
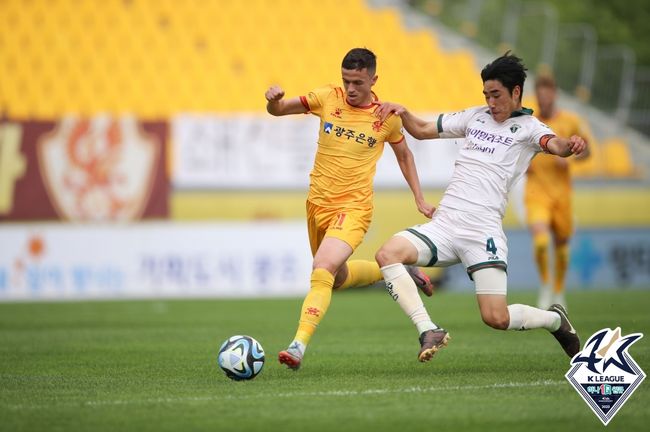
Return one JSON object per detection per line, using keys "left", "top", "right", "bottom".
{"left": 568, "top": 135, "right": 587, "bottom": 156}
{"left": 265, "top": 85, "right": 285, "bottom": 102}
{"left": 416, "top": 199, "right": 436, "bottom": 219}
{"left": 375, "top": 101, "right": 406, "bottom": 122}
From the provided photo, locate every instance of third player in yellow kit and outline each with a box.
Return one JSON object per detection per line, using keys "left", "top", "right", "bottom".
{"left": 265, "top": 48, "right": 434, "bottom": 370}
{"left": 525, "top": 74, "right": 592, "bottom": 309}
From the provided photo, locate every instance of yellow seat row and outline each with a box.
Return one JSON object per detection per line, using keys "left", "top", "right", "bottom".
{"left": 0, "top": 0, "right": 638, "bottom": 178}
{"left": 0, "top": 0, "right": 485, "bottom": 117}
{"left": 571, "top": 138, "right": 641, "bottom": 179}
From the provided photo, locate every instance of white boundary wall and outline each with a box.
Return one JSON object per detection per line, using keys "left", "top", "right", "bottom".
{"left": 0, "top": 222, "right": 312, "bottom": 301}
{"left": 171, "top": 114, "right": 461, "bottom": 190}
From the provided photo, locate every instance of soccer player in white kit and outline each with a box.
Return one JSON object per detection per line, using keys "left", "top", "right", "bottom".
{"left": 374, "top": 53, "right": 586, "bottom": 362}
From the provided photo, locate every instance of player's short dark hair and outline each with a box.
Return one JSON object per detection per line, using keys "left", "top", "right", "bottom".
{"left": 481, "top": 51, "right": 528, "bottom": 98}
{"left": 342, "top": 48, "right": 376, "bottom": 76}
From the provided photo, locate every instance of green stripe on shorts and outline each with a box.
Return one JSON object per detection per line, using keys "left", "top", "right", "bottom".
{"left": 406, "top": 228, "right": 438, "bottom": 267}
{"left": 466, "top": 260, "right": 507, "bottom": 280}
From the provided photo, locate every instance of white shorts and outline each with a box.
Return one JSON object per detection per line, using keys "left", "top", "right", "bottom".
{"left": 396, "top": 207, "right": 508, "bottom": 291}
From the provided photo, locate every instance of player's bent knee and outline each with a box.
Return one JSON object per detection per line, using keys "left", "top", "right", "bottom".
{"left": 375, "top": 246, "right": 399, "bottom": 267}
{"left": 481, "top": 312, "right": 509, "bottom": 330}
{"left": 375, "top": 236, "right": 418, "bottom": 267}
{"left": 374, "top": 248, "right": 389, "bottom": 267}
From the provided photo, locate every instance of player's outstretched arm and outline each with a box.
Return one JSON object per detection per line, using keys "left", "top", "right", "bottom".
{"left": 547, "top": 135, "right": 588, "bottom": 158}
{"left": 375, "top": 102, "right": 439, "bottom": 140}
{"left": 390, "top": 139, "right": 435, "bottom": 218}
{"left": 265, "top": 85, "right": 309, "bottom": 116}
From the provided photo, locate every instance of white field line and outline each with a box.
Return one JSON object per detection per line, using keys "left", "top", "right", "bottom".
{"left": 4, "top": 380, "right": 565, "bottom": 411}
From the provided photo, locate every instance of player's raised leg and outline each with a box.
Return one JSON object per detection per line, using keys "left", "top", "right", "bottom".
{"left": 334, "top": 259, "right": 382, "bottom": 290}
{"left": 279, "top": 237, "right": 352, "bottom": 370}
{"left": 473, "top": 268, "right": 580, "bottom": 357}
{"left": 334, "top": 259, "right": 435, "bottom": 296}
{"left": 375, "top": 235, "right": 448, "bottom": 362}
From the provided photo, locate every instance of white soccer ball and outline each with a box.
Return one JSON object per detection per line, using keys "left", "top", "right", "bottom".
{"left": 217, "top": 335, "right": 265, "bottom": 381}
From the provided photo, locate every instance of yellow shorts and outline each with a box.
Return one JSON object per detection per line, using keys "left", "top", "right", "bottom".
{"left": 306, "top": 201, "right": 372, "bottom": 256}
{"left": 524, "top": 182, "right": 573, "bottom": 241}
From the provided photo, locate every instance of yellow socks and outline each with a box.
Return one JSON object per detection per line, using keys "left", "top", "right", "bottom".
{"left": 293, "top": 268, "right": 334, "bottom": 346}
{"left": 554, "top": 244, "right": 569, "bottom": 294}
{"left": 533, "top": 232, "right": 550, "bottom": 285}
{"left": 336, "top": 259, "right": 383, "bottom": 290}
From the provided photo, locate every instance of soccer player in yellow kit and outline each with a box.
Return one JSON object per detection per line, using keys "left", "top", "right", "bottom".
{"left": 265, "top": 48, "right": 435, "bottom": 370}
{"left": 526, "top": 74, "right": 592, "bottom": 310}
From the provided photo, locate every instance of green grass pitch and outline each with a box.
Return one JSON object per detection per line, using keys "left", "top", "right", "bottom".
{"left": 1, "top": 290, "right": 649, "bottom": 432}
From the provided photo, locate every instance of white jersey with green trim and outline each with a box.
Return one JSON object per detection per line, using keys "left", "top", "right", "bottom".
{"left": 436, "top": 105, "right": 555, "bottom": 219}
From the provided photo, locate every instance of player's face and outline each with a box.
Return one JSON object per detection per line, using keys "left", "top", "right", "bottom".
{"left": 483, "top": 79, "right": 520, "bottom": 123}
{"left": 342, "top": 67, "right": 377, "bottom": 107}
{"left": 535, "top": 86, "right": 556, "bottom": 119}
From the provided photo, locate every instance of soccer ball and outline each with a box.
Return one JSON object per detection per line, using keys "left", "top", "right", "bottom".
{"left": 217, "top": 335, "right": 265, "bottom": 381}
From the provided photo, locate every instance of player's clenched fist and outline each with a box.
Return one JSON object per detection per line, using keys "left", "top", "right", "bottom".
{"left": 265, "top": 85, "right": 285, "bottom": 102}
{"left": 567, "top": 135, "right": 587, "bottom": 156}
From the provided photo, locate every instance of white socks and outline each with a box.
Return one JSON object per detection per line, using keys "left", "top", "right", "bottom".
{"left": 288, "top": 340, "right": 306, "bottom": 356}
{"left": 507, "top": 304, "right": 561, "bottom": 332}
{"left": 380, "top": 264, "right": 561, "bottom": 334}
{"left": 381, "top": 263, "right": 437, "bottom": 334}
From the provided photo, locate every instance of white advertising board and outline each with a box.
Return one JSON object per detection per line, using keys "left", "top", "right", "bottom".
{"left": 171, "top": 114, "right": 460, "bottom": 189}
{"left": 0, "top": 222, "right": 312, "bottom": 301}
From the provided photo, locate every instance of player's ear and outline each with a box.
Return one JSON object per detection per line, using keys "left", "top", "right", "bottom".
{"left": 512, "top": 85, "right": 521, "bottom": 102}
{"left": 371, "top": 74, "right": 378, "bottom": 86}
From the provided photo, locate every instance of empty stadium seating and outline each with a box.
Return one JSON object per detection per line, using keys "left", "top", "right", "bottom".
{"left": 601, "top": 137, "right": 642, "bottom": 178}
{"left": 522, "top": 97, "right": 640, "bottom": 179}
{"left": 567, "top": 135, "right": 641, "bottom": 179}
{"left": 0, "top": 0, "right": 484, "bottom": 118}
{"left": 0, "top": 0, "right": 639, "bottom": 179}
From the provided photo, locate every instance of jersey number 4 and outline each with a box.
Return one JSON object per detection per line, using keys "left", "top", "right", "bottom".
{"left": 486, "top": 237, "right": 497, "bottom": 254}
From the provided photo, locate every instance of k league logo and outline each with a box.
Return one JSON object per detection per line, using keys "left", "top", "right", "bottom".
{"left": 565, "top": 327, "right": 645, "bottom": 425}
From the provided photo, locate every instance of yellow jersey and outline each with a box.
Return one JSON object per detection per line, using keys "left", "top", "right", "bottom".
{"left": 300, "top": 85, "right": 404, "bottom": 209}
{"left": 527, "top": 110, "right": 592, "bottom": 196}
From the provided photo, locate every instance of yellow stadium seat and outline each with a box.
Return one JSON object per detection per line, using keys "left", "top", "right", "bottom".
{"left": 570, "top": 139, "right": 603, "bottom": 178}
{"left": 602, "top": 138, "right": 640, "bottom": 178}
{"left": 0, "top": 0, "right": 504, "bottom": 117}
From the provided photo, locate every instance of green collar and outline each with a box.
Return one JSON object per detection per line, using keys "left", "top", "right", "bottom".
{"left": 483, "top": 107, "right": 534, "bottom": 119}
{"left": 510, "top": 107, "right": 533, "bottom": 118}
